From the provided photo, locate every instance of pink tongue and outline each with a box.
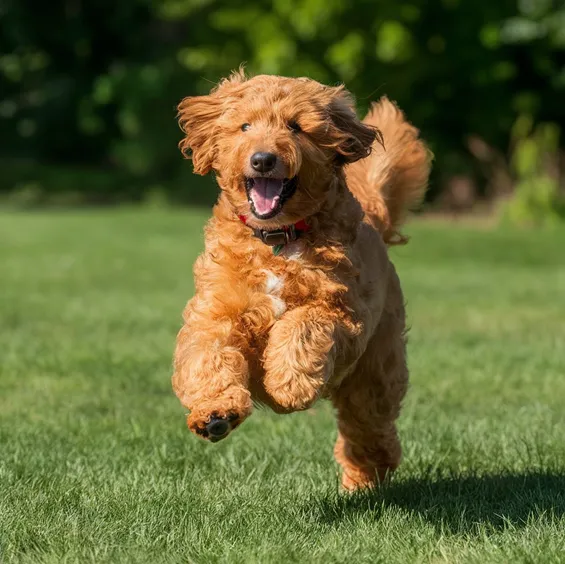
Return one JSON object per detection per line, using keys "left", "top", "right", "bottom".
{"left": 250, "top": 178, "right": 283, "bottom": 215}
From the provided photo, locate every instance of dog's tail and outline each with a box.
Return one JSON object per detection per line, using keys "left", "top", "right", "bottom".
{"left": 346, "top": 97, "right": 432, "bottom": 244}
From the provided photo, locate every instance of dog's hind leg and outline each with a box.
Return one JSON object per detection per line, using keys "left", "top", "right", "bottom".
{"left": 331, "top": 312, "right": 408, "bottom": 491}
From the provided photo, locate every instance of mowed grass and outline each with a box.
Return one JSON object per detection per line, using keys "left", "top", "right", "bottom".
{"left": 1, "top": 209, "right": 565, "bottom": 563}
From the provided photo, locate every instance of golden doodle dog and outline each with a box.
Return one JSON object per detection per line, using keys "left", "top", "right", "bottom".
{"left": 172, "top": 70, "right": 431, "bottom": 490}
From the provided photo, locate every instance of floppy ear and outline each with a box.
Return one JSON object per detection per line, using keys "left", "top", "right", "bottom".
{"left": 327, "top": 88, "right": 382, "bottom": 165}
{"left": 177, "top": 70, "right": 247, "bottom": 175}
{"left": 177, "top": 94, "right": 224, "bottom": 175}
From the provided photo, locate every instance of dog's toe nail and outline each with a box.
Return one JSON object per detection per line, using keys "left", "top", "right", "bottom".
{"left": 206, "top": 417, "right": 230, "bottom": 439}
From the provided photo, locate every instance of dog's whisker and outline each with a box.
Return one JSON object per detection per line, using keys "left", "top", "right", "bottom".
{"left": 300, "top": 183, "right": 316, "bottom": 202}
{"left": 360, "top": 82, "right": 388, "bottom": 100}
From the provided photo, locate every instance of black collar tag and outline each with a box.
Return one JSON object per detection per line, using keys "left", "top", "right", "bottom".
{"left": 253, "top": 224, "right": 298, "bottom": 247}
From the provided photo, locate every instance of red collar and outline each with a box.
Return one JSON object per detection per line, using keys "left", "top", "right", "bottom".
{"left": 238, "top": 215, "right": 310, "bottom": 249}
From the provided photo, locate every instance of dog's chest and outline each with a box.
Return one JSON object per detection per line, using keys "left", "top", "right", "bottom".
{"left": 255, "top": 241, "right": 343, "bottom": 320}
{"left": 261, "top": 269, "right": 287, "bottom": 318}
{"left": 279, "top": 240, "right": 303, "bottom": 261}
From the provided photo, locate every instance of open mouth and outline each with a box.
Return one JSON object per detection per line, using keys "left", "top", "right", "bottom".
{"left": 245, "top": 176, "right": 298, "bottom": 220}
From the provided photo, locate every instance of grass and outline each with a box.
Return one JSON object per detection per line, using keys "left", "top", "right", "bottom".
{"left": 1, "top": 209, "right": 565, "bottom": 563}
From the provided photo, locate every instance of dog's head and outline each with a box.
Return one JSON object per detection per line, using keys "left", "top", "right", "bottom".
{"left": 178, "top": 71, "right": 379, "bottom": 227}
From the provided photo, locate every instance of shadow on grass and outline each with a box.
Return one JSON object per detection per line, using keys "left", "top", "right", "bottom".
{"left": 309, "top": 472, "right": 565, "bottom": 533}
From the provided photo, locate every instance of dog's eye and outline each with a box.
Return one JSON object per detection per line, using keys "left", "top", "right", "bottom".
{"left": 287, "top": 120, "right": 301, "bottom": 133}
{"left": 241, "top": 123, "right": 251, "bottom": 132}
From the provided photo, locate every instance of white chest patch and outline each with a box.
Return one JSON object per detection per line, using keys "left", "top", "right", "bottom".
{"left": 262, "top": 269, "right": 286, "bottom": 318}
{"left": 280, "top": 240, "right": 304, "bottom": 261}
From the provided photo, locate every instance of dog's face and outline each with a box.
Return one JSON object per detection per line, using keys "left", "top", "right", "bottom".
{"left": 178, "top": 72, "right": 379, "bottom": 227}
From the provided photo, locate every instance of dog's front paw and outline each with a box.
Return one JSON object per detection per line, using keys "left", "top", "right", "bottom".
{"left": 263, "top": 306, "right": 335, "bottom": 413}
{"left": 263, "top": 377, "right": 323, "bottom": 413}
{"left": 186, "top": 389, "right": 252, "bottom": 442}
{"left": 188, "top": 410, "right": 243, "bottom": 442}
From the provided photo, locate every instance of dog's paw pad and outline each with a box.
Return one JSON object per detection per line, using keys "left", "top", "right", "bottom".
{"left": 206, "top": 417, "right": 230, "bottom": 440}
{"left": 189, "top": 411, "right": 242, "bottom": 442}
{"left": 187, "top": 407, "right": 247, "bottom": 442}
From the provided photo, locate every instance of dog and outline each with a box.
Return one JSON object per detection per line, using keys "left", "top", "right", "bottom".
{"left": 172, "top": 70, "right": 431, "bottom": 490}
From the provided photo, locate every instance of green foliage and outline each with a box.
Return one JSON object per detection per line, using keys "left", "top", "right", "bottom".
{"left": 1, "top": 0, "right": 564, "bottom": 205}
{"left": 503, "top": 118, "right": 565, "bottom": 226}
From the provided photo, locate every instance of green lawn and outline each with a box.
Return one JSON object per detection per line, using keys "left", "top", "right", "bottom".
{"left": 1, "top": 209, "right": 565, "bottom": 563}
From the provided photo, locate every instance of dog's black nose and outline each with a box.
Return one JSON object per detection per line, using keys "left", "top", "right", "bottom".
{"left": 250, "top": 152, "right": 277, "bottom": 173}
{"left": 206, "top": 417, "right": 230, "bottom": 438}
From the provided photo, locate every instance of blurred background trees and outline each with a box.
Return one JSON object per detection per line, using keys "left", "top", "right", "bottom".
{"left": 1, "top": 0, "right": 564, "bottom": 220}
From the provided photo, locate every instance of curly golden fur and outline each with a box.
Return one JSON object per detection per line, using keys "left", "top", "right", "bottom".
{"left": 172, "top": 70, "right": 431, "bottom": 490}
